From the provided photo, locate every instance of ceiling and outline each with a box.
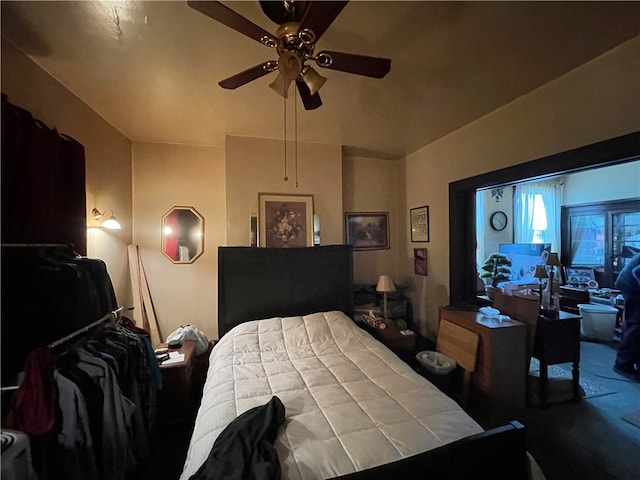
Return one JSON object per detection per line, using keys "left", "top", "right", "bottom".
{"left": 2, "top": 1, "right": 639, "bottom": 159}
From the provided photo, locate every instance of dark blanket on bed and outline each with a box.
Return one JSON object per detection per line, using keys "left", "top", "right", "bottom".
{"left": 189, "top": 396, "right": 286, "bottom": 480}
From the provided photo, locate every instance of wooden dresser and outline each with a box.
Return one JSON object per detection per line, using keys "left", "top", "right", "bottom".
{"left": 439, "top": 307, "right": 527, "bottom": 424}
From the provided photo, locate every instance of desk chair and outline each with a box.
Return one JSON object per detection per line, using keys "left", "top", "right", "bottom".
{"left": 493, "top": 290, "right": 582, "bottom": 408}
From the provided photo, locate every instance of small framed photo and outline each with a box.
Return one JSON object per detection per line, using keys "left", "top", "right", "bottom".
{"left": 414, "top": 248, "right": 428, "bottom": 276}
{"left": 259, "top": 193, "right": 314, "bottom": 248}
{"left": 345, "top": 212, "right": 390, "bottom": 251}
{"left": 410, "top": 205, "right": 429, "bottom": 242}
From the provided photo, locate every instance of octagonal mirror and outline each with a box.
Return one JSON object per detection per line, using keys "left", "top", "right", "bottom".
{"left": 162, "top": 206, "right": 204, "bottom": 264}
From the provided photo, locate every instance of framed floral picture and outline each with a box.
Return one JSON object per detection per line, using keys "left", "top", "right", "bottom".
{"left": 345, "top": 212, "right": 390, "bottom": 251}
{"left": 258, "top": 193, "right": 314, "bottom": 248}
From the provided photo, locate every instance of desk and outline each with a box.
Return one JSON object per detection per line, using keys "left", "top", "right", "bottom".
{"left": 533, "top": 311, "right": 582, "bottom": 409}
{"left": 439, "top": 307, "right": 527, "bottom": 423}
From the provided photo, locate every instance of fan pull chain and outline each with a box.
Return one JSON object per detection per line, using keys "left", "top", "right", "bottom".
{"left": 283, "top": 85, "right": 288, "bottom": 182}
{"left": 294, "top": 85, "right": 299, "bottom": 188}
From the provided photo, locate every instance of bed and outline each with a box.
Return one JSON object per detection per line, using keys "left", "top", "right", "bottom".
{"left": 181, "top": 245, "right": 529, "bottom": 479}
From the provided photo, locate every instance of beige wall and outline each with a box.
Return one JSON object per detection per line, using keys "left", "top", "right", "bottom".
{"left": 563, "top": 161, "right": 640, "bottom": 206}
{"left": 403, "top": 36, "right": 640, "bottom": 339}
{"left": 1, "top": 38, "right": 133, "bottom": 308}
{"left": 343, "top": 156, "right": 402, "bottom": 284}
{"left": 481, "top": 187, "right": 515, "bottom": 257}
{"left": 225, "top": 135, "right": 343, "bottom": 247}
{"left": 5, "top": 31, "right": 638, "bottom": 345}
{"left": 132, "top": 142, "right": 225, "bottom": 341}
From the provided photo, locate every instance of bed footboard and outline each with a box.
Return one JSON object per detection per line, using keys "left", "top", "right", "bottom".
{"left": 332, "top": 421, "right": 528, "bottom": 480}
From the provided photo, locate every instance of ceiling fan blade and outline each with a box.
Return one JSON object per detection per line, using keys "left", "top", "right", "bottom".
{"left": 188, "top": 1, "right": 277, "bottom": 46}
{"left": 296, "top": 81, "right": 322, "bottom": 110}
{"left": 316, "top": 50, "right": 391, "bottom": 78}
{"left": 298, "top": 1, "right": 348, "bottom": 43}
{"left": 219, "top": 61, "right": 277, "bottom": 90}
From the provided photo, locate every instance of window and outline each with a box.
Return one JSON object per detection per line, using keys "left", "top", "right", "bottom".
{"left": 514, "top": 180, "right": 563, "bottom": 251}
{"left": 568, "top": 214, "right": 605, "bottom": 266}
{"left": 561, "top": 199, "right": 640, "bottom": 288}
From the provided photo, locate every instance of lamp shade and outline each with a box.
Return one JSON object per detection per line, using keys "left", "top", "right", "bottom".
{"left": 301, "top": 66, "right": 326, "bottom": 95}
{"left": 533, "top": 265, "right": 549, "bottom": 279}
{"left": 269, "top": 73, "right": 292, "bottom": 98}
{"left": 100, "top": 217, "right": 122, "bottom": 230}
{"left": 376, "top": 275, "right": 396, "bottom": 293}
{"left": 92, "top": 208, "right": 122, "bottom": 230}
{"left": 545, "top": 252, "right": 561, "bottom": 266}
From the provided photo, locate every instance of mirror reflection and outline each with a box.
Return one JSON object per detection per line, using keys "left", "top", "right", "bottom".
{"left": 162, "top": 206, "right": 204, "bottom": 263}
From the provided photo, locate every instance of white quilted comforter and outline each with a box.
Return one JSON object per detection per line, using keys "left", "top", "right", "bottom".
{"left": 180, "top": 311, "right": 483, "bottom": 480}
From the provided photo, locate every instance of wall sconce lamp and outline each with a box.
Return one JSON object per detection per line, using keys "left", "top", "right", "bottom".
{"left": 376, "top": 275, "right": 396, "bottom": 322}
{"left": 92, "top": 208, "right": 122, "bottom": 230}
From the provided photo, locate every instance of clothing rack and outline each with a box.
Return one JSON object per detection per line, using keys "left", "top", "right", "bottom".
{"left": 48, "top": 306, "right": 124, "bottom": 348}
{"left": 0, "top": 307, "right": 125, "bottom": 393}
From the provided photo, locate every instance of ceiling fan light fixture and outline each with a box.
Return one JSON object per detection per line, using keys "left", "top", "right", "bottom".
{"left": 189, "top": 0, "right": 390, "bottom": 110}
{"left": 279, "top": 51, "right": 303, "bottom": 79}
{"left": 269, "top": 73, "right": 292, "bottom": 98}
{"left": 301, "top": 66, "right": 326, "bottom": 95}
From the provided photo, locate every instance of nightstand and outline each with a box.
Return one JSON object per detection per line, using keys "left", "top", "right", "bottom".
{"left": 377, "top": 322, "right": 415, "bottom": 352}
{"left": 157, "top": 340, "right": 197, "bottom": 425}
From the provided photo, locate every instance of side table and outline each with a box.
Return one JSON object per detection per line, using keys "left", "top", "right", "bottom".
{"left": 532, "top": 311, "right": 582, "bottom": 409}
{"left": 157, "top": 340, "right": 197, "bottom": 425}
{"left": 376, "top": 322, "right": 416, "bottom": 358}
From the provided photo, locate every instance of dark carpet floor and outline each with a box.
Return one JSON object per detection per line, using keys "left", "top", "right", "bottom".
{"left": 516, "top": 340, "right": 640, "bottom": 480}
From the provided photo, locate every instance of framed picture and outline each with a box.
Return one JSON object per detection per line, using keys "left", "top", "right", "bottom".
{"left": 414, "top": 248, "right": 428, "bottom": 276}
{"left": 345, "top": 212, "right": 390, "bottom": 251}
{"left": 410, "top": 205, "right": 429, "bottom": 242}
{"left": 258, "top": 193, "right": 314, "bottom": 248}
{"left": 564, "top": 267, "right": 596, "bottom": 287}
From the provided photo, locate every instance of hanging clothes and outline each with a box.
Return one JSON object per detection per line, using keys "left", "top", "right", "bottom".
{"left": 76, "top": 348, "right": 137, "bottom": 480}
{"left": 50, "top": 371, "right": 99, "bottom": 480}
{"left": 2, "top": 312, "right": 161, "bottom": 480}
{"left": 3, "top": 347, "right": 58, "bottom": 440}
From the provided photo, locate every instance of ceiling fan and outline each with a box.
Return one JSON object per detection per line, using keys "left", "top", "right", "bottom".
{"left": 187, "top": 1, "right": 391, "bottom": 110}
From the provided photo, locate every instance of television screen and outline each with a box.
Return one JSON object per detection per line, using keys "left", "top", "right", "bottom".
{"left": 498, "top": 243, "right": 551, "bottom": 284}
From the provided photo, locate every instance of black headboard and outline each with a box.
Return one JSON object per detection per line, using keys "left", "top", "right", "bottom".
{"left": 218, "top": 245, "right": 354, "bottom": 338}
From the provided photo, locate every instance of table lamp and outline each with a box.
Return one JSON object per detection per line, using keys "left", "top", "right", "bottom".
{"left": 376, "top": 275, "right": 396, "bottom": 321}
{"left": 544, "top": 252, "right": 562, "bottom": 310}
{"left": 533, "top": 265, "right": 549, "bottom": 307}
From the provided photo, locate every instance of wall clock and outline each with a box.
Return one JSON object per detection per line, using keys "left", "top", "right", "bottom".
{"left": 490, "top": 211, "right": 508, "bottom": 231}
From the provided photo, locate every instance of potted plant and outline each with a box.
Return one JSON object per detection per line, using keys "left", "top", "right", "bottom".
{"left": 480, "top": 253, "right": 512, "bottom": 298}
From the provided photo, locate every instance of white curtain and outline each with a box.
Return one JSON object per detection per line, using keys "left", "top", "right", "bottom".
{"left": 514, "top": 180, "right": 564, "bottom": 252}
{"left": 476, "top": 189, "right": 486, "bottom": 269}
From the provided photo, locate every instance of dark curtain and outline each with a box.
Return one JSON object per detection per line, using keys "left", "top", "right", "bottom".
{"left": 1, "top": 93, "right": 87, "bottom": 254}
{"left": 1, "top": 244, "right": 118, "bottom": 380}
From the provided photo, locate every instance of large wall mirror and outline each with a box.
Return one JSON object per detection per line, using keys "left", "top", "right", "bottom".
{"left": 162, "top": 206, "right": 204, "bottom": 264}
